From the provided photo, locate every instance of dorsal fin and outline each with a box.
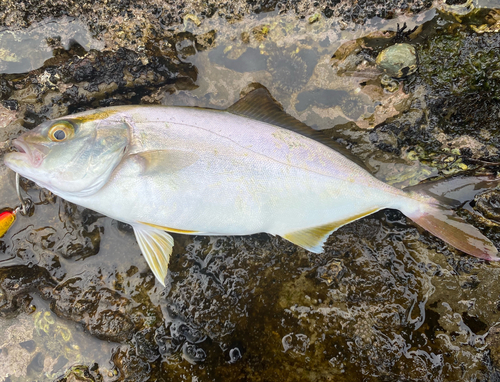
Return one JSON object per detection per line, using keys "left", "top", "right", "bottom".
{"left": 227, "top": 88, "right": 369, "bottom": 171}
{"left": 228, "top": 88, "right": 313, "bottom": 134}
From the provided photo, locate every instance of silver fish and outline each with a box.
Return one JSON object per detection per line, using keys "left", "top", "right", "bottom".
{"left": 4, "top": 89, "right": 498, "bottom": 285}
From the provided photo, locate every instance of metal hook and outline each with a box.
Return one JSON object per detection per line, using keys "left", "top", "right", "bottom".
{"left": 15, "top": 173, "right": 33, "bottom": 216}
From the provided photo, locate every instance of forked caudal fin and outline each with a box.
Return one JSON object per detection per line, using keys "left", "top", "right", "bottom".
{"left": 404, "top": 203, "right": 499, "bottom": 261}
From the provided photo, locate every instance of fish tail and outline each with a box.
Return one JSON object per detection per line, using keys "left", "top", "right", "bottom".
{"left": 402, "top": 200, "right": 499, "bottom": 261}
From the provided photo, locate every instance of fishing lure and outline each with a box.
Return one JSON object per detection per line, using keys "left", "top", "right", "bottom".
{"left": 0, "top": 173, "right": 33, "bottom": 237}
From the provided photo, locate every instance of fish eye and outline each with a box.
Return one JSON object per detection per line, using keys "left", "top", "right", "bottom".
{"left": 48, "top": 121, "right": 74, "bottom": 142}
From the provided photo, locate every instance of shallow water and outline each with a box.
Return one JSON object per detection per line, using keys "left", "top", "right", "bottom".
{"left": 0, "top": 17, "right": 104, "bottom": 74}
{"left": 1, "top": 3, "right": 500, "bottom": 382}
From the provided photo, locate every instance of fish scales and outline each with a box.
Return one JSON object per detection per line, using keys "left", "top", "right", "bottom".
{"left": 70, "top": 106, "right": 404, "bottom": 234}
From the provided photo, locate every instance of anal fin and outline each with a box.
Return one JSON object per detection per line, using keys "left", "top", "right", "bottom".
{"left": 132, "top": 223, "right": 174, "bottom": 286}
{"left": 283, "top": 209, "right": 380, "bottom": 253}
{"left": 283, "top": 223, "right": 339, "bottom": 253}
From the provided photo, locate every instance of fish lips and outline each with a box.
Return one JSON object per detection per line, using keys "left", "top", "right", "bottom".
{"left": 4, "top": 138, "right": 46, "bottom": 171}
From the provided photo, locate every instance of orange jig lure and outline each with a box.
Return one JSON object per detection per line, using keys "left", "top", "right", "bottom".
{"left": 0, "top": 173, "right": 34, "bottom": 238}
{"left": 0, "top": 208, "right": 16, "bottom": 237}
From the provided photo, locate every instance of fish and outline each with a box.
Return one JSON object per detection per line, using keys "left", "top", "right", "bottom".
{"left": 4, "top": 88, "right": 498, "bottom": 285}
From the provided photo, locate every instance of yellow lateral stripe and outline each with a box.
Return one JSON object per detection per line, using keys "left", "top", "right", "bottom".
{"left": 71, "top": 109, "right": 119, "bottom": 123}
{"left": 139, "top": 221, "right": 199, "bottom": 234}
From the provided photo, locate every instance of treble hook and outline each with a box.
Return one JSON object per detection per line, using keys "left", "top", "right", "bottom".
{"left": 15, "top": 173, "right": 34, "bottom": 216}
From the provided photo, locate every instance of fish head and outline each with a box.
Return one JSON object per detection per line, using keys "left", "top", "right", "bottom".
{"left": 4, "top": 110, "right": 130, "bottom": 197}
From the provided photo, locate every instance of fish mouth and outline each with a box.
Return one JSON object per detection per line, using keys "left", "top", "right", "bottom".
{"left": 12, "top": 139, "right": 28, "bottom": 154}
{"left": 5, "top": 138, "right": 45, "bottom": 169}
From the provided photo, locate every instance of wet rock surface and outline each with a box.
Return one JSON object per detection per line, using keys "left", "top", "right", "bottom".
{"left": 0, "top": 264, "right": 56, "bottom": 317}
{"left": 1, "top": 2, "right": 500, "bottom": 381}
{"left": 0, "top": 0, "right": 434, "bottom": 45}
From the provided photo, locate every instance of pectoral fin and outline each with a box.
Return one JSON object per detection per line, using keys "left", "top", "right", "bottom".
{"left": 129, "top": 150, "right": 198, "bottom": 175}
{"left": 132, "top": 224, "right": 174, "bottom": 286}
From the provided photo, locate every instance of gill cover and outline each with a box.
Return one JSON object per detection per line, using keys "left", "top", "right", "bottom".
{"left": 45, "top": 117, "right": 129, "bottom": 196}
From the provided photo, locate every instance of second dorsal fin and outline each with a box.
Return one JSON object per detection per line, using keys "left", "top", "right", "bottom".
{"left": 227, "top": 87, "right": 369, "bottom": 171}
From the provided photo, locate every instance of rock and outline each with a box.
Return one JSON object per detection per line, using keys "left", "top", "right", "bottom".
{"left": 376, "top": 43, "right": 418, "bottom": 78}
